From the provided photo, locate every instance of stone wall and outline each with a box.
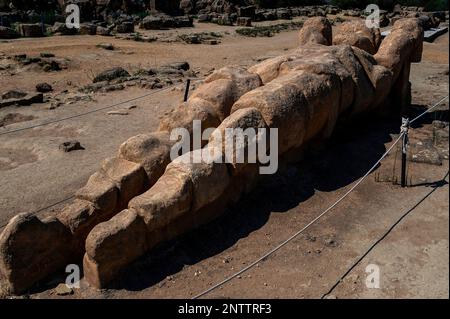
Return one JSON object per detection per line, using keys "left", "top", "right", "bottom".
{"left": 0, "top": 17, "right": 424, "bottom": 294}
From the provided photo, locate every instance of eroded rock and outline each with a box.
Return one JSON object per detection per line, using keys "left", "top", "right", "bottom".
{"left": 0, "top": 213, "right": 75, "bottom": 294}
{"left": 93, "top": 67, "right": 130, "bottom": 83}
{"left": 36, "top": 82, "right": 53, "bottom": 93}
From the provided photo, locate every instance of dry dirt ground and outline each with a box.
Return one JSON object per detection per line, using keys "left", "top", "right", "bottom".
{"left": 0, "top": 20, "right": 448, "bottom": 299}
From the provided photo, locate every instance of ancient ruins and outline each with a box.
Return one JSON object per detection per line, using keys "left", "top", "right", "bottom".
{"left": 0, "top": 16, "right": 425, "bottom": 294}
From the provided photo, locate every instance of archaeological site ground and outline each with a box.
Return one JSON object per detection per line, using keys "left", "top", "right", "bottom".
{"left": 0, "top": 0, "right": 448, "bottom": 302}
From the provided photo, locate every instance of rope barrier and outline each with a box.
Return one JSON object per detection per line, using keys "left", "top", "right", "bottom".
{"left": 0, "top": 195, "right": 75, "bottom": 230}
{"left": 410, "top": 95, "right": 448, "bottom": 124}
{"left": 0, "top": 77, "right": 204, "bottom": 137}
{"left": 0, "top": 82, "right": 446, "bottom": 295}
{"left": 0, "top": 77, "right": 206, "bottom": 228}
{"left": 321, "top": 170, "right": 449, "bottom": 299}
{"left": 192, "top": 133, "right": 405, "bottom": 299}
{"left": 191, "top": 95, "right": 449, "bottom": 299}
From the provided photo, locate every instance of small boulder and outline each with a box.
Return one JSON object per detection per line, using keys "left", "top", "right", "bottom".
{"left": 174, "top": 16, "right": 193, "bottom": 28}
{"left": 0, "top": 26, "right": 20, "bottom": 39}
{"left": 54, "top": 283, "right": 73, "bottom": 296}
{"left": 0, "top": 113, "right": 35, "bottom": 127}
{"left": 40, "top": 52, "right": 55, "bottom": 58}
{"left": 237, "top": 17, "right": 252, "bottom": 27}
{"left": 276, "top": 9, "right": 292, "bottom": 20}
{"left": 218, "top": 14, "right": 233, "bottom": 26}
{"left": 298, "top": 17, "right": 332, "bottom": 46}
{"left": 107, "top": 110, "right": 128, "bottom": 115}
{"left": 180, "top": 0, "right": 195, "bottom": 14}
{"left": 198, "top": 14, "right": 211, "bottom": 23}
{"left": 116, "top": 22, "right": 134, "bottom": 33}
{"left": 0, "top": 213, "right": 75, "bottom": 294}
{"left": 36, "top": 82, "right": 53, "bottom": 93}
{"left": 0, "top": 91, "right": 43, "bottom": 108}
{"left": 140, "top": 16, "right": 164, "bottom": 30}
{"left": 2, "top": 90, "right": 27, "bottom": 100}
{"left": 393, "top": 4, "right": 402, "bottom": 15}
{"left": 96, "top": 43, "right": 114, "bottom": 50}
{"left": 238, "top": 6, "right": 256, "bottom": 18}
{"left": 83, "top": 209, "right": 147, "bottom": 288}
{"left": 75, "top": 172, "right": 118, "bottom": 213}
{"left": 18, "top": 23, "right": 44, "bottom": 37}
{"left": 333, "top": 20, "right": 381, "bottom": 55}
{"left": 93, "top": 67, "right": 130, "bottom": 83}
{"left": 39, "top": 59, "right": 62, "bottom": 72}
{"left": 51, "top": 22, "right": 78, "bottom": 35}
{"left": 79, "top": 23, "right": 97, "bottom": 35}
{"left": 59, "top": 140, "right": 85, "bottom": 152}
{"left": 182, "top": 34, "right": 201, "bottom": 44}
{"left": 96, "top": 26, "right": 111, "bottom": 36}
{"left": 162, "top": 61, "right": 190, "bottom": 71}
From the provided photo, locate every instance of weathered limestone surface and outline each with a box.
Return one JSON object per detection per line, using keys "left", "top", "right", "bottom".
{"left": 158, "top": 97, "right": 222, "bottom": 143}
{"left": 159, "top": 66, "right": 263, "bottom": 134}
{"left": 232, "top": 75, "right": 309, "bottom": 154}
{"left": 118, "top": 131, "right": 174, "bottom": 186}
{"left": 167, "top": 150, "right": 230, "bottom": 212}
{"left": 333, "top": 20, "right": 382, "bottom": 55}
{"left": 375, "top": 19, "right": 424, "bottom": 111}
{"left": 209, "top": 107, "right": 268, "bottom": 173}
{"left": 129, "top": 167, "right": 193, "bottom": 233}
{"left": 83, "top": 209, "right": 148, "bottom": 288}
{"left": 99, "top": 157, "right": 147, "bottom": 210}
{"left": 0, "top": 213, "right": 75, "bottom": 294}
{"left": 58, "top": 200, "right": 103, "bottom": 253}
{"left": 298, "top": 17, "right": 332, "bottom": 46}
{"left": 0, "top": 18, "right": 424, "bottom": 293}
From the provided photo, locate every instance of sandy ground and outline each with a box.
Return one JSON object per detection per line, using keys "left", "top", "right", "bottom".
{"left": 0, "top": 22, "right": 306, "bottom": 224}
{"left": 0, "top": 21, "right": 448, "bottom": 299}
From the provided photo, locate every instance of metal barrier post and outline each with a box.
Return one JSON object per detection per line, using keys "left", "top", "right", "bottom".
{"left": 401, "top": 117, "right": 409, "bottom": 188}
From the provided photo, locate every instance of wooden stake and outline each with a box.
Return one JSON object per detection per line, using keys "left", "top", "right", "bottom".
{"left": 184, "top": 79, "right": 191, "bottom": 102}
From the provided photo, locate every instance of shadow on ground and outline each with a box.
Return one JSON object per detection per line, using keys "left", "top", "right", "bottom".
{"left": 27, "top": 106, "right": 447, "bottom": 294}
{"left": 109, "top": 111, "right": 411, "bottom": 292}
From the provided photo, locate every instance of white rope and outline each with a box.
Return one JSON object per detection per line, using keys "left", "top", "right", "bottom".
{"left": 192, "top": 95, "right": 448, "bottom": 299}
{"left": 0, "top": 77, "right": 203, "bottom": 137}
{"left": 410, "top": 95, "right": 448, "bottom": 124}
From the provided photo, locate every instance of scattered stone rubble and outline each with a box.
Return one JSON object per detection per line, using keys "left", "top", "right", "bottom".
{"left": 0, "top": 17, "right": 426, "bottom": 294}
{"left": 0, "top": 53, "right": 68, "bottom": 73}
{"left": 36, "top": 82, "right": 53, "bottom": 93}
{"left": 0, "top": 89, "right": 43, "bottom": 108}
{"left": 235, "top": 21, "right": 303, "bottom": 37}
{"left": 0, "top": 112, "right": 35, "bottom": 127}
{"left": 79, "top": 62, "right": 194, "bottom": 93}
{"left": 59, "top": 140, "right": 85, "bottom": 153}
{"left": 0, "top": 54, "right": 192, "bottom": 111}
{"left": 0, "top": 2, "right": 447, "bottom": 40}
{"left": 375, "top": 119, "right": 449, "bottom": 185}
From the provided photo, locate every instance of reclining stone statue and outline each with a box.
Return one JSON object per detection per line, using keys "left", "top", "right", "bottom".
{"left": 0, "top": 17, "right": 424, "bottom": 293}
